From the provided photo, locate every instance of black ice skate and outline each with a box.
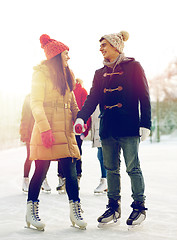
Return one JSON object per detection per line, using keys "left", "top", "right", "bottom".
{"left": 97, "top": 199, "right": 121, "bottom": 228}
{"left": 126, "top": 201, "right": 147, "bottom": 227}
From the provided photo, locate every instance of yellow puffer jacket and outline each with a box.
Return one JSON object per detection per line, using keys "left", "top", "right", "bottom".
{"left": 30, "top": 64, "right": 80, "bottom": 161}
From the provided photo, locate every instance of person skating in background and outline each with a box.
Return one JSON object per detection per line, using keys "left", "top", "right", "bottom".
{"left": 20, "top": 94, "right": 51, "bottom": 193}
{"left": 91, "top": 105, "right": 107, "bottom": 194}
{"left": 73, "top": 31, "right": 151, "bottom": 227}
{"left": 26, "top": 34, "right": 87, "bottom": 231}
{"left": 56, "top": 78, "right": 91, "bottom": 193}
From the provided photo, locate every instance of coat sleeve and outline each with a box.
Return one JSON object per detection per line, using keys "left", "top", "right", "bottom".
{"left": 83, "top": 116, "right": 91, "bottom": 137}
{"left": 77, "top": 70, "right": 101, "bottom": 122}
{"left": 134, "top": 62, "right": 151, "bottom": 129}
{"left": 20, "top": 95, "right": 33, "bottom": 142}
{"left": 81, "top": 88, "right": 88, "bottom": 107}
{"left": 70, "top": 91, "right": 79, "bottom": 122}
{"left": 80, "top": 87, "right": 91, "bottom": 137}
{"left": 30, "top": 70, "right": 51, "bottom": 133}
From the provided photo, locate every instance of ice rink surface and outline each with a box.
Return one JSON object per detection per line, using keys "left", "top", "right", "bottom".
{"left": 0, "top": 138, "right": 177, "bottom": 240}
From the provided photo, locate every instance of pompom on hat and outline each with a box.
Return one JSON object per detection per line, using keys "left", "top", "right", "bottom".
{"left": 100, "top": 31, "right": 129, "bottom": 53}
{"left": 40, "top": 34, "right": 69, "bottom": 60}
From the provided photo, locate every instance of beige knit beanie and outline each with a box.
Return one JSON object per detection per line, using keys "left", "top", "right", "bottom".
{"left": 100, "top": 31, "right": 129, "bottom": 53}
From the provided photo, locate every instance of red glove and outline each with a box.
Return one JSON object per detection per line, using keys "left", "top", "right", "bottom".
{"left": 75, "top": 124, "right": 82, "bottom": 134}
{"left": 41, "top": 130, "right": 55, "bottom": 148}
{"left": 73, "top": 118, "right": 85, "bottom": 135}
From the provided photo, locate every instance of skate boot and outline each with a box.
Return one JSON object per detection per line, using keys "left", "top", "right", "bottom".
{"left": 97, "top": 199, "right": 121, "bottom": 227}
{"left": 69, "top": 200, "right": 87, "bottom": 230}
{"left": 26, "top": 200, "right": 45, "bottom": 231}
{"left": 22, "top": 177, "right": 29, "bottom": 192}
{"left": 41, "top": 178, "right": 51, "bottom": 192}
{"left": 126, "top": 201, "right": 148, "bottom": 226}
{"left": 94, "top": 178, "right": 107, "bottom": 193}
{"left": 56, "top": 176, "right": 66, "bottom": 193}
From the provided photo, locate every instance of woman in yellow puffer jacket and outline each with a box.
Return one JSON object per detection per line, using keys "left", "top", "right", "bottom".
{"left": 26, "top": 34, "right": 87, "bottom": 231}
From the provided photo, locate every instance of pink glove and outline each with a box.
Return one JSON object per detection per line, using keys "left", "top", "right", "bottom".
{"left": 41, "top": 130, "right": 55, "bottom": 148}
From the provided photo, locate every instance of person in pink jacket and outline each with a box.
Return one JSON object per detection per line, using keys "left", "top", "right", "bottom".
{"left": 20, "top": 94, "right": 51, "bottom": 193}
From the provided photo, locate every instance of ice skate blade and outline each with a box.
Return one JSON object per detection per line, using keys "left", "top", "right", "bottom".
{"left": 70, "top": 224, "right": 86, "bottom": 230}
{"left": 22, "top": 190, "right": 28, "bottom": 194}
{"left": 94, "top": 190, "right": 107, "bottom": 195}
{"left": 57, "top": 190, "right": 66, "bottom": 194}
{"left": 24, "top": 226, "right": 45, "bottom": 231}
{"left": 97, "top": 219, "right": 120, "bottom": 228}
{"left": 41, "top": 189, "right": 51, "bottom": 194}
{"left": 128, "top": 223, "right": 143, "bottom": 231}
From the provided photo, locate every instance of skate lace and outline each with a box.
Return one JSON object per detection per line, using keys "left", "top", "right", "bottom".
{"left": 77, "top": 202, "right": 84, "bottom": 219}
{"left": 73, "top": 201, "right": 83, "bottom": 220}
{"left": 131, "top": 202, "right": 148, "bottom": 211}
{"left": 129, "top": 202, "right": 148, "bottom": 219}
{"left": 102, "top": 205, "right": 119, "bottom": 223}
{"left": 33, "top": 201, "right": 41, "bottom": 221}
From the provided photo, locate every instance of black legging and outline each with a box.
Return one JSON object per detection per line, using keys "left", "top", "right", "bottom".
{"left": 28, "top": 158, "right": 79, "bottom": 202}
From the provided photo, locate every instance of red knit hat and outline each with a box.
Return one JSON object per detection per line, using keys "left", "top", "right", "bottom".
{"left": 40, "top": 34, "right": 69, "bottom": 60}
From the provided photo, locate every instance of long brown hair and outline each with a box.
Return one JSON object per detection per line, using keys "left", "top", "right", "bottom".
{"left": 42, "top": 54, "right": 75, "bottom": 96}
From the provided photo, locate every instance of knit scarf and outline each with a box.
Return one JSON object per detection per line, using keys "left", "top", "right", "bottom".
{"left": 103, "top": 53, "right": 125, "bottom": 69}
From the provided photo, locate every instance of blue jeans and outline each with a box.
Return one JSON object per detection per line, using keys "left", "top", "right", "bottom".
{"left": 101, "top": 136, "right": 145, "bottom": 202}
{"left": 97, "top": 147, "right": 107, "bottom": 178}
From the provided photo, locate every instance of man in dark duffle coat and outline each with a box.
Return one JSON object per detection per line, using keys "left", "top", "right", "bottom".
{"left": 74, "top": 31, "right": 151, "bottom": 226}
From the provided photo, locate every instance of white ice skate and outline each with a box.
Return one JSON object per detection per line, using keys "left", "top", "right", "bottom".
{"left": 25, "top": 200, "right": 45, "bottom": 231}
{"left": 69, "top": 200, "right": 87, "bottom": 230}
{"left": 94, "top": 178, "right": 107, "bottom": 194}
{"left": 56, "top": 177, "right": 66, "bottom": 194}
{"left": 22, "top": 177, "right": 29, "bottom": 193}
{"left": 41, "top": 178, "right": 51, "bottom": 193}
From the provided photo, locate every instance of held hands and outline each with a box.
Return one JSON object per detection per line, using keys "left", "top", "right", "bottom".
{"left": 80, "top": 133, "right": 85, "bottom": 140}
{"left": 139, "top": 127, "right": 150, "bottom": 141}
{"left": 41, "top": 129, "right": 55, "bottom": 148}
{"left": 73, "top": 118, "right": 85, "bottom": 135}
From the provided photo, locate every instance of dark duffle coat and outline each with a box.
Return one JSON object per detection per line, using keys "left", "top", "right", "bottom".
{"left": 77, "top": 58, "right": 151, "bottom": 139}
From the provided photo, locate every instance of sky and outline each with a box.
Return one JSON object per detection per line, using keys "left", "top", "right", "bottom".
{"left": 1, "top": 0, "right": 177, "bottom": 95}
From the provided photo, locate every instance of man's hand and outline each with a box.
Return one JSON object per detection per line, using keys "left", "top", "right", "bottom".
{"left": 139, "top": 127, "right": 150, "bottom": 141}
